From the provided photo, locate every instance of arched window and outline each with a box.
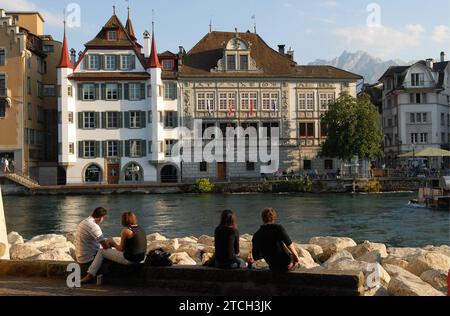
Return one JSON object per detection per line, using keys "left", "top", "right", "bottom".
{"left": 85, "top": 164, "right": 102, "bottom": 183}
{"left": 124, "top": 162, "right": 143, "bottom": 182}
{"left": 160, "top": 165, "right": 178, "bottom": 183}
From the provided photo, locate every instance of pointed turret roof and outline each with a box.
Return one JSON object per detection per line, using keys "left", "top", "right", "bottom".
{"left": 149, "top": 30, "right": 161, "bottom": 68}
{"left": 125, "top": 7, "right": 136, "bottom": 40}
{"left": 57, "top": 22, "right": 73, "bottom": 69}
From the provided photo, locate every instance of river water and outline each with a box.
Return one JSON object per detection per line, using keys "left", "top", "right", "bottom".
{"left": 3, "top": 193, "right": 449, "bottom": 247}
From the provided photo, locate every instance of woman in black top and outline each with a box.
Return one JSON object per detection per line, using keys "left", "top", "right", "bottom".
{"left": 81, "top": 211, "right": 147, "bottom": 283}
{"left": 214, "top": 210, "right": 247, "bottom": 269}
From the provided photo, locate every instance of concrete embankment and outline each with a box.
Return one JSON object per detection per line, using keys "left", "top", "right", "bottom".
{"left": 0, "top": 177, "right": 426, "bottom": 196}
{"left": 3, "top": 232, "right": 449, "bottom": 296}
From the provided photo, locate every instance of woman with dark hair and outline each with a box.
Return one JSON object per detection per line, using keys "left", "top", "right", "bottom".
{"left": 214, "top": 210, "right": 247, "bottom": 269}
{"left": 81, "top": 211, "right": 147, "bottom": 283}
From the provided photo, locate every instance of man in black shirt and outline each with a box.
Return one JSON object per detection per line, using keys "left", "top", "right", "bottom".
{"left": 252, "top": 208, "right": 301, "bottom": 272}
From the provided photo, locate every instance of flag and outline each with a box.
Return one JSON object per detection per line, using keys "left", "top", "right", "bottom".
{"left": 249, "top": 99, "right": 254, "bottom": 117}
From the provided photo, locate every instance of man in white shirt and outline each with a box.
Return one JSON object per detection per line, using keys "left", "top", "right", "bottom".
{"left": 75, "top": 207, "right": 111, "bottom": 273}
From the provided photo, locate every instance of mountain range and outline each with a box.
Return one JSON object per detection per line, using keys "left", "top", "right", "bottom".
{"left": 308, "top": 51, "right": 411, "bottom": 84}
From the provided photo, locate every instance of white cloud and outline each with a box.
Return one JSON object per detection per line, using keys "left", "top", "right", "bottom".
{"left": 432, "top": 25, "right": 450, "bottom": 44}
{"left": 0, "top": 0, "right": 63, "bottom": 27}
{"left": 320, "top": 1, "right": 338, "bottom": 9}
{"left": 333, "top": 24, "right": 425, "bottom": 58}
{"left": 304, "top": 29, "right": 313, "bottom": 35}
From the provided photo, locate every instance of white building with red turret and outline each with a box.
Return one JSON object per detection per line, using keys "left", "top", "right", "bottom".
{"left": 57, "top": 10, "right": 180, "bottom": 184}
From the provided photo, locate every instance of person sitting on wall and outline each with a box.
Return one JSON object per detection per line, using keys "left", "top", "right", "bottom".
{"left": 75, "top": 207, "right": 112, "bottom": 275}
{"left": 251, "top": 208, "right": 301, "bottom": 272}
{"left": 81, "top": 211, "right": 147, "bottom": 284}
{"left": 214, "top": 210, "right": 247, "bottom": 269}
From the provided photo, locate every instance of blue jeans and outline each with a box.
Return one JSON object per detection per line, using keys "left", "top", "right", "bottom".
{"left": 215, "top": 257, "right": 247, "bottom": 269}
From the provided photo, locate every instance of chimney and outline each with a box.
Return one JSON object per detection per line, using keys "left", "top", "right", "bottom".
{"left": 278, "top": 45, "right": 285, "bottom": 55}
{"left": 286, "top": 47, "right": 294, "bottom": 61}
{"left": 143, "top": 30, "right": 151, "bottom": 58}
{"left": 426, "top": 58, "right": 435, "bottom": 69}
{"left": 441, "top": 51, "right": 445, "bottom": 62}
{"left": 70, "top": 48, "right": 76, "bottom": 65}
{"left": 178, "top": 46, "right": 185, "bottom": 66}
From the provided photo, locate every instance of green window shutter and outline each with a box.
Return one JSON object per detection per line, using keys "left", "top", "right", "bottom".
{"left": 173, "top": 112, "right": 178, "bottom": 127}
{"left": 125, "top": 140, "right": 130, "bottom": 157}
{"left": 95, "top": 141, "right": 101, "bottom": 158}
{"left": 115, "top": 55, "right": 120, "bottom": 70}
{"left": 131, "top": 55, "right": 136, "bottom": 69}
{"left": 140, "top": 111, "right": 146, "bottom": 128}
{"left": 141, "top": 140, "right": 147, "bottom": 157}
{"left": 118, "top": 112, "right": 123, "bottom": 128}
{"left": 83, "top": 56, "right": 89, "bottom": 69}
{"left": 118, "top": 83, "right": 123, "bottom": 100}
{"left": 124, "top": 112, "right": 130, "bottom": 128}
{"left": 101, "top": 84, "right": 106, "bottom": 100}
{"left": 100, "top": 55, "right": 105, "bottom": 70}
{"left": 78, "top": 141, "right": 84, "bottom": 158}
{"left": 124, "top": 83, "right": 129, "bottom": 100}
{"left": 102, "top": 141, "right": 107, "bottom": 158}
{"left": 140, "top": 83, "right": 146, "bottom": 100}
{"left": 77, "top": 84, "right": 83, "bottom": 100}
{"left": 118, "top": 140, "right": 124, "bottom": 157}
{"left": 94, "top": 112, "right": 100, "bottom": 129}
{"left": 78, "top": 112, "right": 84, "bottom": 129}
{"left": 101, "top": 112, "right": 107, "bottom": 129}
{"left": 94, "top": 84, "right": 100, "bottom": 100}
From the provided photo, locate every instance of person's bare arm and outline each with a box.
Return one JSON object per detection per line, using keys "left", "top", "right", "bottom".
{"left": 114, "top": 229, "right": 132, "bottom": 252}
{"left": 287, "top": 243, "right": 301, "bottom": 264}
{"left": 100, "top": 240, "right": 110, "bottom": 249}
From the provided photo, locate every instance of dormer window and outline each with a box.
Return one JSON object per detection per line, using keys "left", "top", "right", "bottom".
{"left": 411, "top": 73, "right": 424, "bottom": 87}
{"left": 107, "top": 30, "right": 117, "bottom": 41}
{"left": 227, "top": 55, "right": 236, "bottom": 70}
{"left": 240, "top": 55, "right": 248, "bottom": 70}
{"left": 162, "top": 59, "right": 174, "bottom": 70}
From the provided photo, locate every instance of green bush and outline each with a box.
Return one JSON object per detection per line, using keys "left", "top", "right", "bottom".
{"left": 195, "top": 178, "right": 214, "bottom": 193}
{"left": 272, "top": 179, "right": 312, "bottom": 193}
{"left": 365, "top": 178, "right": 382, "bottom": 193}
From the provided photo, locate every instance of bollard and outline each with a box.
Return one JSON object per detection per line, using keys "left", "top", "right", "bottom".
{"left": 0, "top": 185, "right": 10, "bottom": 259}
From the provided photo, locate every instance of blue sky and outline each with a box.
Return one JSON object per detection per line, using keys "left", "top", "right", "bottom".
{"left": 1, "top": 0, "right": 449, "bottom": 63}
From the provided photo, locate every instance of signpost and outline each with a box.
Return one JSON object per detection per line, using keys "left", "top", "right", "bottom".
{"left": 0, "top": 185, "right": 10, "bottom": 259}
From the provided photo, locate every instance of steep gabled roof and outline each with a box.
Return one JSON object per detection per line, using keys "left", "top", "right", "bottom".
{"left": 85, "top": 14, "right": 136, "bottom": 48}
{"left": 179, "top": 31, "right": 361, "bottom": 80}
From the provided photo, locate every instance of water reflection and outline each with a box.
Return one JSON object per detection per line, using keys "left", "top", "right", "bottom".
{"left": 3, "top": 193, "right": 449, "bottom": 247}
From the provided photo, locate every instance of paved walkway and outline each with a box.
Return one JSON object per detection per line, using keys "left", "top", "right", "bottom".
{"left": 0, "top": 276, "right": 194, "bottom": 296}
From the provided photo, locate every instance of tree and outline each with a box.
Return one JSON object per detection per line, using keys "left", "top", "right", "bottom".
{"left": 320, "top": 92, "right": 383, "bottom": 162}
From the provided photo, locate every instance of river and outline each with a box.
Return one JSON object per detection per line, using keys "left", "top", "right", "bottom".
{"left": 3, "top": 193, "right": 449, "bottom": 247}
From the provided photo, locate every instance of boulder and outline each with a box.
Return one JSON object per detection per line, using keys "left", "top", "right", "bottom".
{"left": 177, "top": 237, "right": 198, "bottom": 245}
{"left": 201, "top": 252, "right": 214, "bottom": 265}
{"left": 146, "top": 233, "right": 167, "bottom": 242}
{"left": 348, "top": 241, "right": 388, "bottom": 259}
{"left": 170, "top": 252, "right": 197, "bottom": 265}
{"left": 237, "top": 240, "right": 252, "bottom": 260}
{"left": 298, "top": 257, "right": 320, "bottom": 269}
{"left": 177, "top": 243, "right": 202, "bottom": 261}
{"left": 7, "top": 232, "right": 24, "bottom": 245}
{"left": 30, "top": 234, "right": 67, "bottom": 244}
{"left": 295, "top": 246, "right": 317, "bottom": 268}
{"left": 10, "top": 243, "right": 42, "bottom": 260}
{"left": 147, "top": 239, "right": 179, "bottom": 253}
{"left": 34, "top": 249, "right": 75, "bottom": 262}
{"left": 295, "top": 244, "right": 323, "bottom": 259}
{"left": 0, "top": 242, "right": 5, "bottom": 257}
{"left": 37, "top": 241, "right": 75, "bottom": 253}
{"left": 325, "top": 259, "right": 391, "bottom": 288}
{"left": 420, "top": 270, "right": 448, "bottom": 292}
{"left": 197, "top": 235, "right": 214, "bottom": 247}
{"left": 423, "top": 245, "right": 450, "bottom": 258}
{"left": 406, "top": 252, "right": 450, "bottom": 277}
{"left": 386, "top": 247, "right": 427, "bottom": 261}
{"left": 382, "top": 257, "right": 409, "bottom": 270}
{"left": 358, "top": 250, "right": 383, "bottom": 263}
{"left": 323, "top": 250, "right": 354, "bottom": 268}
{"left": 65, "top": 232, "right": 76, "bottom": 244}
{"left": 240, "top": 234, "right": 253, "bottom": 241}
{"left": 383, "top": 264, "right": 444, "bottom": 296}
{"left": 309, "top": 237, "right": 357, "bottom": 261}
